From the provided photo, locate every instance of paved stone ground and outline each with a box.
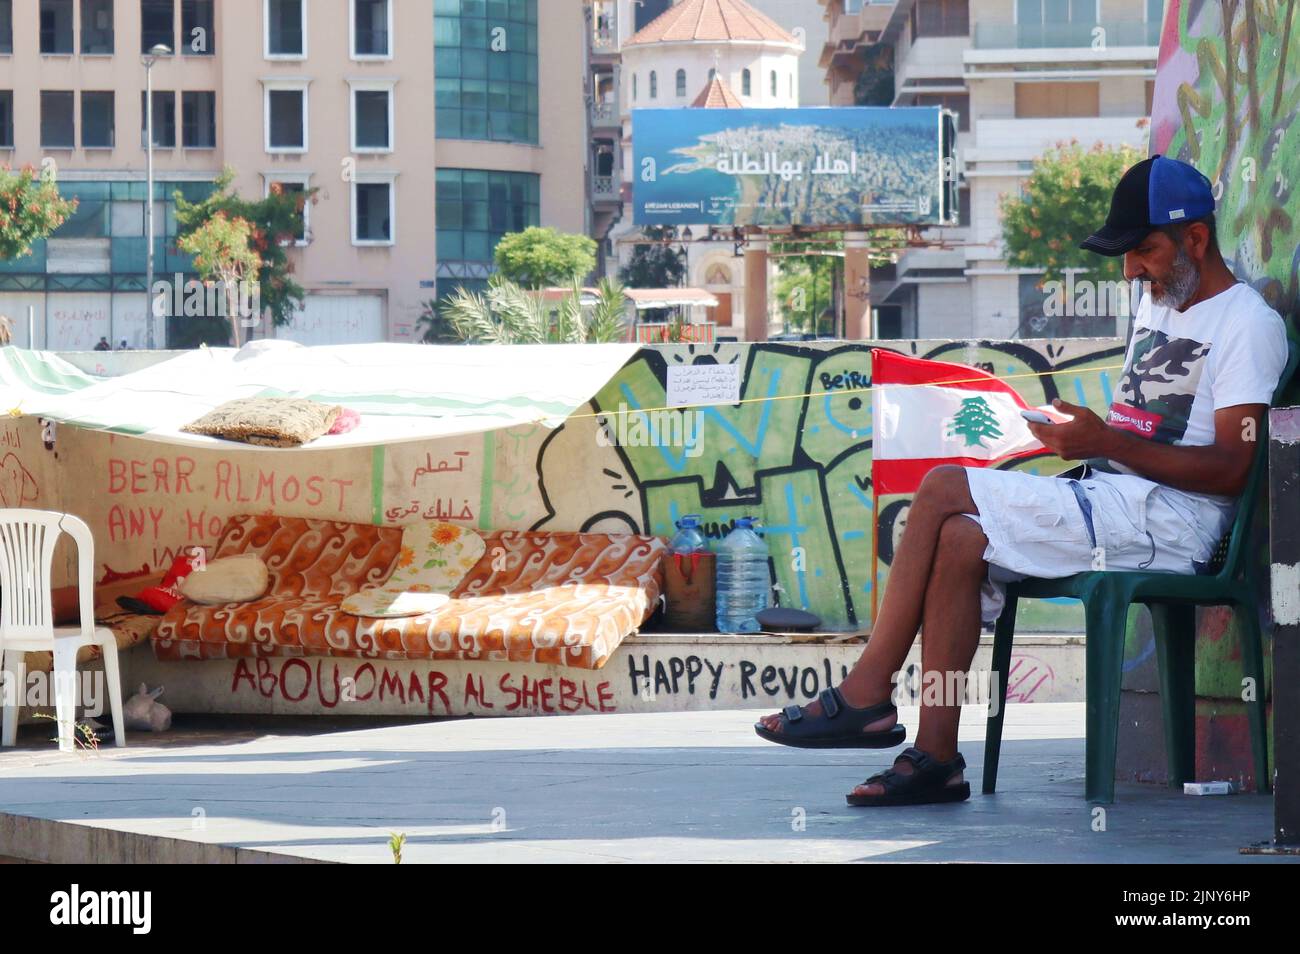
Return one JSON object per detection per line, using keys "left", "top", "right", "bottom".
{"left": 0, "top": 704, "right": 1291, "bottom": 863}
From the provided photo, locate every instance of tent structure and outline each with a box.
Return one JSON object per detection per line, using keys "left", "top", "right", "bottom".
{"left": 0, "top": 341, "right": 640, "bottom": 451}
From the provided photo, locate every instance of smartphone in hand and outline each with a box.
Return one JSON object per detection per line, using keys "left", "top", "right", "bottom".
{"left": 1020, "top": 409, "right": 1053, "bottom": 424}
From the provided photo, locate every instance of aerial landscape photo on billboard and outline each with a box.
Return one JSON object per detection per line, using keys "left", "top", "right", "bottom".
{"left": 632, "top": 106, "right": 948, "bottom": 228}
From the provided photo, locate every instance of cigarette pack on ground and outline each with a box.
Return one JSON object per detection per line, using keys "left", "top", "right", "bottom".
{"left": 1183, "top": 781, "right": 1235, "bottom": 795}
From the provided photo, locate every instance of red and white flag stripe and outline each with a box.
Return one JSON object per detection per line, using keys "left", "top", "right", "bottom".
{"left": 870, "top": 348, "right": 1061, "bottom": 495}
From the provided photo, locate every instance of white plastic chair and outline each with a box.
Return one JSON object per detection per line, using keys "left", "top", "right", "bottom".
{"left": 0, "top": 509, "right": 125, "bottom": 751}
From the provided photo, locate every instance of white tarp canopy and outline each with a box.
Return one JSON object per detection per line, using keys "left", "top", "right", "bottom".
{"left": 0, "top": 341, "right": 639, "bottom": 451}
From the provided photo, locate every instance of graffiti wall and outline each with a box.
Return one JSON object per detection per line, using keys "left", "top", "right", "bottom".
{"left": 1152, "top": 0, "right": 1300, "bottom": 318}
{"left": 16, "top": 339, "right": 1124, "bottom": 638}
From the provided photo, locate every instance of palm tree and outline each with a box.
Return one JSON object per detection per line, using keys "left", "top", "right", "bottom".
{"left": 440, "top": 275, "right": 627, "bottom": 344}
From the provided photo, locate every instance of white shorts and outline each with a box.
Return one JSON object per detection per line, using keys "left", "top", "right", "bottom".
{"left": 961, "top": 467, "right": 1226, "bottom": 622}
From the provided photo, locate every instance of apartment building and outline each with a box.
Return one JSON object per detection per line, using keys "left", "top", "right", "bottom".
{"left": 820, "top": 0, "right": 1159, "bottom": 340}
{"left": 0, "top": 0, "right": 585, "bottom": 349}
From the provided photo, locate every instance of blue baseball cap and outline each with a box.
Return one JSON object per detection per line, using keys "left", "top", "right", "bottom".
{"left": 1080, "top": 155, "right": 1216, "bottom": 256}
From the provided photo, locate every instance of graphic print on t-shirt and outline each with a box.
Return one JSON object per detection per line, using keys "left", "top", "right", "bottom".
{"left": 1109, "top": 328, "right": 1211, "bottom": 443}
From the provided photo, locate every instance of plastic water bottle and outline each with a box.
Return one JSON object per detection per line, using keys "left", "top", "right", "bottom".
{"left": 669, "top": 515, "right": 708, "bottom": 556}
{"left": 715, "top": 517, "right": 770, "bottom": 633}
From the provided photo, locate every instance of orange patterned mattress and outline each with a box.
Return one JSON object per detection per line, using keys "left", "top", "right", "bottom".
{"left": 153, "top": 515, "right": 666, "bottom": 670}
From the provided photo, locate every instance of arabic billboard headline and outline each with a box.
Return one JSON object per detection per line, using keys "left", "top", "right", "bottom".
{"left": 632, "top": 106, "right": 958, "bottom": 228}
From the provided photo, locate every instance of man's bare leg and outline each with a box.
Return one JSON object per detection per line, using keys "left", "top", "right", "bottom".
{"left": 758, "top": 465, "right": 981, "bottom": 735}
{"left": 850, "top": 512, "right": 987, "bottom": 795}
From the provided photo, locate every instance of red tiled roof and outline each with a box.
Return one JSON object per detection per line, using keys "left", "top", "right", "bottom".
{"left": 626, "top": 0, "right": 798, "bottom": 46}
{"left": 691, "top": 75, "right": 745, "bottom": 108}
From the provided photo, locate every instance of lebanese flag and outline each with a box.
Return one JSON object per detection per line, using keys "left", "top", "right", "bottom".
{"left": 870, "top": 349, "right": 1063, "bottom": 495}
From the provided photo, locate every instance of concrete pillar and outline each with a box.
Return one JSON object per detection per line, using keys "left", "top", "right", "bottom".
{"left": 1269, "top": 406, "right": 1300, "bottom": 845}
{"left": 743, "top": 236, "right": 769, "bottom": 342}
{"left": 843, "top": 231, "right": 871, "bottom": 340}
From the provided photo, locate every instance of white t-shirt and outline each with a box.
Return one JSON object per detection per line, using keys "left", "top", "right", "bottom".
{"left": 1104, "top": 280, "right": 1288, "bottom": 535}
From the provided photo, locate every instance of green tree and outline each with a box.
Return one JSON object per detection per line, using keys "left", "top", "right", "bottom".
{"left": 173, "top": 167, "right": 313, "bottom": 345}
{"left": 1000, "top": 140, "right": 1144, "bottom": 286}
{"left": 853, "top": 42, "right": 895, "bottom": 107}
{"left": 619, "top": 227, "right": 687, "bottom": 290}
{"left": 441, "top": 275, "right": 626, "bottom": 344}
{"left": 774, "top": 255, "right": 835, "bottom": 334}
{"left": 0, "top": 165, "right": 77, "bottom": 263}
{"left": 175, "top": 211, "right": 262, "bottom": 348}
{"left": 493, "top": 226, "right": 597, "bottom": 289}
{"left": 772, "top": 230, "right": 906, "bottom": 335}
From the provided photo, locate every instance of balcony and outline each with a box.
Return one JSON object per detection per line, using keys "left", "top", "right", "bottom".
{"left": 592, "top": 175, "right": 620, "bottom": 203}
{"left": 589, "top": 100, "right": 619, "bottom": 128}
{"left": 591, "top": 3, "right": 618, "bottom": 54}
{"left": 972, "top": 20, "right": 1160, "bottom": 50}
{"left": 968, "top": 116, "right": 1149, "bottom": 164}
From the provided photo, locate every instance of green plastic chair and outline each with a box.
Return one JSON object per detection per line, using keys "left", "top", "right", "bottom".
{"left": 983, "top": 340, "right": 1300, "bottom": 804}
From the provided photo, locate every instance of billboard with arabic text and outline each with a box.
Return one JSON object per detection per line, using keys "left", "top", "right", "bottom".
{"left": 632, "top": 107, "right": 955, "bottom": 228}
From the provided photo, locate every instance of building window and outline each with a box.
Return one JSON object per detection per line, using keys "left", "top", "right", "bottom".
{"left": 741, "top": 69, "right": 751, "bottom": 96}
{"left": 770, "top": 70, "right": 777, "bottom": 97}
{"left": 910, "top": 0, "right": 969, "bottom": 41}
{"left": 353, "top": 179, "right": 394, "bottom": 245}
{"left": 1016, "top": 0, "right": 1097, "bottom": 24}
{"left": 0, "top": 1, "right": 11, "bottom": 54}
{"left": 0, "top": 91, "right": 14, "bottom": 148}
{"left": 267, "top": 176, "right": 310, "bottom": 245}
{"left": 708, "top": 67, "right": 716, "bottom": 82}
{"left": 182, "top": 0, "right": 214, "bottom": 55}
{"left": 265, "top": 85, "right": 307, "bottom": 151}
{"left": 265, "top": 0, "right": 305, "bottom": 57}
{"left": 632, "top": 73, "right": 637, "bottom": 100}
{"left": 53, "top": 186, "right": 109, "bottom": 237}
{"left": 435, "top": 168, "right": 539, "bottom": 266}
{"left": 434, "top": 0, "right": 538, "bottom": 144}
{"left": 649, "top": 70, "right": 657, "bottom": 99}
{"left": 40, "top": 0, "right": 75, "bottom": 54}
{"left": 352, "top": 0, "right": 390, "bottom": 58}
{"left": 351, "top": 84, "right": 392, "bottom": 151}
{"left": 1014, "top": 81, "right": 1098, "bottom": 117}
{"left": 141, "top": 90, "right": 176, "bottom": 146}
{"left": 40, "top": 91, "right": 75, "bottom": 148}
{"left": 81, "top": 0, "right": 114, "bottom": 53}
{"left": 1145, "top": 79, "right": 1155, "bottom": 115}
{"left": 81, "top": 91, "right": 115, "bottom": 147}
{"left": 1014, "top": 0, "right": 1096, "bottom": 45}
{"left": 182, "top": 91, "right": 215, "bottom": 147}
{"left": 140, "top": 0, "right": 174, "bottom": 51}
{"left": 675, "top": 69, "right": 687, "bottom": 96}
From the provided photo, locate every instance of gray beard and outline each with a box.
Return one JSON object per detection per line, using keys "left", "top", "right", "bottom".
{"left": 1151, "top": 247, "right": 1200, "bottom": 309}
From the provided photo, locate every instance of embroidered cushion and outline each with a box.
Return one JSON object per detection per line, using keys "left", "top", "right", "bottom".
{"left": 340, "top": 521, "right": 485, "bottom": 618}
{"left": 181, "top": 397, "right": 342, "bottom": 448}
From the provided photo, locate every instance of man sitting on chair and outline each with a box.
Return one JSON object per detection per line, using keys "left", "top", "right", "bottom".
{"left": 755, "top": 155, "right": 1289, "bottom": 806}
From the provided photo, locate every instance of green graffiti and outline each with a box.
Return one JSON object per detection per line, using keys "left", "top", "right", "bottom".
{"left": 591, "top": 349, "right": 811, "bottom": 488}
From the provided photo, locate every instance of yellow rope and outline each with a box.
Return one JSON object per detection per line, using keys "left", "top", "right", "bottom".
{"left": 542, "top": 362, "right": 1128, "bottom": 424}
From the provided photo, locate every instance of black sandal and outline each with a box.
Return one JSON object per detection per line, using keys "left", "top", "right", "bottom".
{"left": 753, "top": 687, "right": 906, "bottom": 749}
{"left": 846, "top": 747, "right": 971, "bottom": 806}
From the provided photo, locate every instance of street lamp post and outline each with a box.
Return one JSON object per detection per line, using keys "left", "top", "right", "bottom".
{"left": 142, "top": 43, "right": 171, "bottom": 350}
